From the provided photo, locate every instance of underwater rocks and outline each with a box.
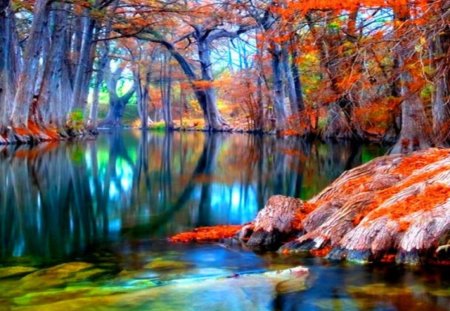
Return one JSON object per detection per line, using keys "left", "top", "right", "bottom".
{"left": 0, "top": 266, "right": 37, "bottom": 279}
{"left": 18, "top": 262, "right": 106, "bottom": 290}
{"left": 7, "top": 266, "right": 308, "bottom": 311}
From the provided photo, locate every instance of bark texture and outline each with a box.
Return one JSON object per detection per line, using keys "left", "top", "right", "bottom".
{"left": 243, "top": 196, "right": 304, "bottom": 250}
{"left": 276, "top": 148, "right": 450, "bottom": 264}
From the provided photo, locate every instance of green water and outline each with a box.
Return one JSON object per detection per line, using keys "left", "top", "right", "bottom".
{"left": 0, "top": 130, "right": 448, "bottom": 310}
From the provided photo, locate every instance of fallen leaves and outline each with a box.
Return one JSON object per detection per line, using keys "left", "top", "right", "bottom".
{"left": 169, "top": 225, "right": 243, "bottom": 243}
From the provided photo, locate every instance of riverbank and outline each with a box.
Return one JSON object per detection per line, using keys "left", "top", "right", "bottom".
{"left": 0, "top": 123, "right": 98, "bottom": 145}
{"left": 170, "top": 148, "right": 450, "bottom": 265}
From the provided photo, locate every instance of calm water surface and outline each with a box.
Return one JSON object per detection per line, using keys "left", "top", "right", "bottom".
{"left": 0, "top": 130, "right": 448, "bottom": 311}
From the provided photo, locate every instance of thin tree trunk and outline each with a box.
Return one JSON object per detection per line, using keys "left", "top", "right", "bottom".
{"left": 270, "top": 44, "right": 287, "bottom": 131}
{"left": 431, "top": 17, "right": 450, "bottom": 143}
{"left": 282, "top": 45, "right": 299, "bottom": 114}
{"left": 89, "top": 44, "right": 108, "bottom": 128}
{"left": 290, "top": 40, "right": 305, "bottom": 111}
{"left": 198, "top": 38, "right": 228, "bottom": 131}
{"left": 162, "top": 54, "right": 174, "bottom": 129}
{"left": 70, "top": 10, "right": 95, "bottom": 112}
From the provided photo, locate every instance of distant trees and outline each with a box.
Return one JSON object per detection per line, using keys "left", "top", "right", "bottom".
{"left": 0, "top": 0, "right": 118, "bottom": 143}
{"left": 259, "top": 0, "right": 450, "bottom": 152}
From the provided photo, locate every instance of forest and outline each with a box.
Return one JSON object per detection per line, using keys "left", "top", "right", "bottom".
{"left": 0, "top": 0, "right": 448, "bottom": 153}
{"left": 1, "top": 0, "right": 450, "bottom": 310}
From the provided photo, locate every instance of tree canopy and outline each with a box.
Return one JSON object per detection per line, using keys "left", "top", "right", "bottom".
{"left": 0, "top": 0, "right": 449, "bottom": 152}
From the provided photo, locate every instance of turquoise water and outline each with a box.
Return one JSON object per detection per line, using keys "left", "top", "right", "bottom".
{"left": 0, "top": 130, "right": 448, "bottom": 310}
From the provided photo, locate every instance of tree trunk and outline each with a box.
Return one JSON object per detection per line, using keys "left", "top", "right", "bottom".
{"left": 161, "top": 53, "right": 174, "bottom": 129}
{"left": 70, "top": 10, "right": 96, "bottom": 112}
{"left": 0, "top": 0, "right": 9, "bottom": 127}
{"left": 10, "top": 0, "right": 51, "bottom": 127}
{"left": 219, "top": 148, "right": 450, "bottom": 265}
{"left": 135, "top": 67, "right": 152, "bottom": 128}
{"left": 270, "top": 44, "right": 287, "bottom": 131}
{"left": 105, "top": 99, "right": 127, "bottom": 127}
{"left": 88, "top": 31, "right": 110, "bottom": 129}
{"left": 282, "top": 45, "right": 299, "bottom": 114}
{"left": 0, "top": 0, "right": 17, "bottom": 123}
{"left": 391, "top": 5, "right": 431, "bottom": 154}
{"left": 290, "top": 40, "right": 305, "bottom": 111}
{"left": 101, "top": 65, "right": 135, "bottom": 128}
{"left": 57, "top": 50, "right": 74, "bottom": 127}
{"left": 198, "top": 39, "right": 228, "bottom": 131}
{"left": 431, "top": 17, "right": 450, "bottom": 143}
{"left": 36, "top": 3, "right": 68, "bottom": 127}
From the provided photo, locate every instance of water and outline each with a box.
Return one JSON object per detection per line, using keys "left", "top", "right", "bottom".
{"left": 0, "top": 130, "right": 448, "bottom": 310}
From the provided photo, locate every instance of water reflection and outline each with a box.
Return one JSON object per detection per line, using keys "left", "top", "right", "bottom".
{"left": 0, "top": 131, "right": 385, "bottom": 264}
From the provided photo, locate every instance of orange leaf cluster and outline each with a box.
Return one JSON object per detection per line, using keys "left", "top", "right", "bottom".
{"left": 169, "top": 225, "right": 243, "bottom": 243}
{"left": 367, "top": 183, "right": 450, "bottom": 228}
{"left": 292, "top": 202, "right": 318, "bottom": 230}
{"left": 310, "top": 246, "right": 332, "bottom": 257}
{"left": 12, "top": 121, "right": 59, "bottom": 141}
{"left": 392, "top": 149, "right": 450, "bottom": 176}
{"left": 380, "top": 253, "right": 396, "bottom": 263}
{"left": 351, "top": 150, "right": 450, "bottom": 226}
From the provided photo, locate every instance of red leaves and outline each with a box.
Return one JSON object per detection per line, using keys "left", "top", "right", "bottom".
{"left": 169, "top": 225, "right": 244, "bottom": 243}
{"left": 369, "top": 183, "right": 450, "bottom": 225}
{"left": 392, "top": 149, "right": 450, "bottom": 176}
{"left": 310, "top": 246, "right": 332, "bottom": 257}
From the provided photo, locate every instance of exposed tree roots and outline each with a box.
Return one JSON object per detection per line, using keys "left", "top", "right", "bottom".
{"left": 0, "top": 122, "right": 97, "bottom": 145}
{"left": 170, "top": 148, "right": 450, "bottom": 265}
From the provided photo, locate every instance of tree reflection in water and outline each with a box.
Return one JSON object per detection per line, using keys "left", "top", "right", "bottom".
{"left": 0, "top": 131, "right": 385, "bottom": 264}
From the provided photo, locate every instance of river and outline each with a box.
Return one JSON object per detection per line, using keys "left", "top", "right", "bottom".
{"left": 0, "top": 130, "right": 448, "bottom": 310}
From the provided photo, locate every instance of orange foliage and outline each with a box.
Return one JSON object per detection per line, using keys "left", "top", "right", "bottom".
{"left": 192, "top": 80, "right": 215, "bottom": 90}
{"left": 380, "top": 253, "right": 396, "bottom": 263}
{"left": 392, "top": 149, "right": 450, "bottom": 176}
{"left": 13, "top": 121, "right": 61, "bottom": 141}
{"left": 292, "top": 202, "right": 318, "bottom": 230}
{"left": 367, "top": 183, "right": 450, "bottom": 225}
{"left": 352, "top": 149, "right": 450, "bottom": 226}
{"left": 279, "top": 109, "right": 318, "bottom": 137}
{"left": 310, "top": 246, "right": 332, "bottom": 257}
{"left": 169, "top": 225, "right": 243, "bottom": 243}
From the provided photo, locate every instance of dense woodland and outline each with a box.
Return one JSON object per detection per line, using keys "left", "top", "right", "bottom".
{"left": 0, "top": 0, "right": 449, "bottom": 153}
